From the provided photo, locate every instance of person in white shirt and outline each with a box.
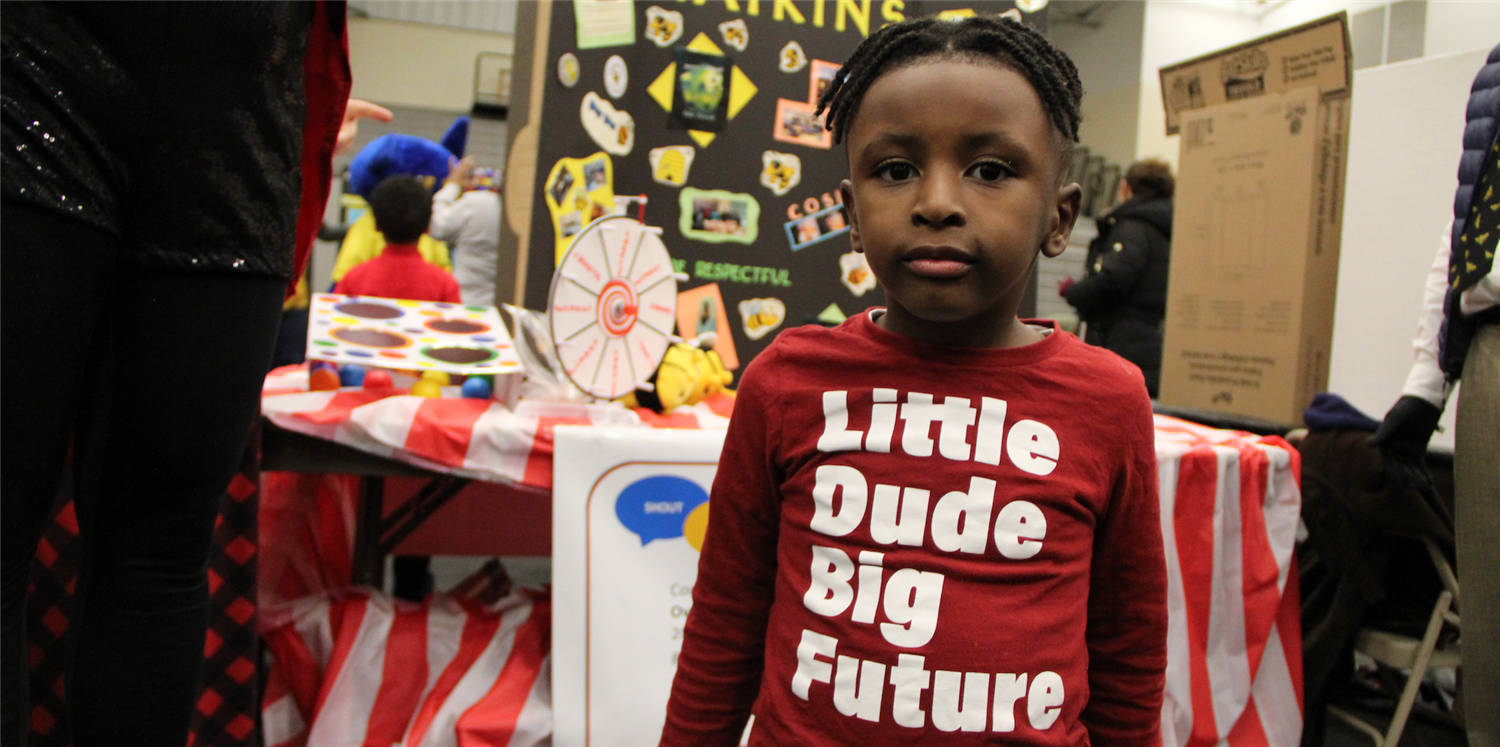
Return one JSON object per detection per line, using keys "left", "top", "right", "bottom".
{"left": 430, "top": 156, "right": 501, "bottom": 307}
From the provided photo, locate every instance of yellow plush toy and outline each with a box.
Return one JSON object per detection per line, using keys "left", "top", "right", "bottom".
{"left": 623, "top": 335, "right": 734, "bottom": 412}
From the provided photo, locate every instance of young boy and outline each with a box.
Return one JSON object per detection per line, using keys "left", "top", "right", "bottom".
{"left": 662, "top": 16, "right": 1166, "bottom": 747}
{"left": 335, "top": 175, "right": 461, "bottom": 304}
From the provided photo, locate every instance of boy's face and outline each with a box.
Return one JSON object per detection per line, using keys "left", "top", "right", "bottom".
{"left": 841, "top": 60, "right": 1080, "bottom": 347}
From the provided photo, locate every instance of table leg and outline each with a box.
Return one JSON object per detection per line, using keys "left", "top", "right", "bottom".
{"left": 352, "top": 476, "right": 386, "bottom": 588}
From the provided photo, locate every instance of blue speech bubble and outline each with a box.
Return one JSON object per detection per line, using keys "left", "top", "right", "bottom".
{"left": 616, "top": 475, "right": 709, "bottom": 546}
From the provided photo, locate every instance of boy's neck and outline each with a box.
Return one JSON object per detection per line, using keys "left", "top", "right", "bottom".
{"left": 875, "top": 305, "right": 1043, "bottom": 349}
{"left": 383, "top": 240, "right": 420, "bottom": 253}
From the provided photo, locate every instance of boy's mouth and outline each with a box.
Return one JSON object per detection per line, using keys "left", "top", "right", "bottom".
{"left": 902, "top": 246, "right": 975, "bottom": 279}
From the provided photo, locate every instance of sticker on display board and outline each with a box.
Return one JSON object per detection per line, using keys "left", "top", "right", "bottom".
{"left": 718, "top": 19, "right": 748, "bottom": 52}
{"left": 543, "top": 152, "right": 615, "bottom": 265}
{"left": 679, "top": 188, "right": 760, "bottom": 245}
{"left": 1000, "top": 8, "right": 1024, "bottom": 21}
{"left": 644, "top": 6, "right": 684, "bottom": 48}
{"left": 840, "top": 251, "right": 877, "bottom": 297}
{"left": 759, "top": 151, "right": 801, "bottom": 196}
{"left": 783, "top": 192, "right": 849, "bottom": 251}
{"left": 604, "top": 54, "right": 629, "bottom": 98}
{"left": 306, "top": 294, "right": 524, "bottom": 375}
{"left": 816, "top": 303, "right": 847, "bottom": 325}
{"left": 773, "top": 98, "right": 831, "bottom": 150}
{"left": 1015, "top": 0, "right": 1047, "bottom": 12}
{"left": 675, "top": 284, "right": 738, "bottom": 370}
{"left": 648, "top": 145, "right": 696, "bottom": 187}
{"left": 737, "top": 297, "right": 785, "bottom": 340}
{"left": 558, "top": 52, "right": 581, "bottom": 88}
{"left": 580, "top": 91, "right": 635, "bottom": 156}
{"left": 779, "top": 41, "right": 807, "bottom": 73}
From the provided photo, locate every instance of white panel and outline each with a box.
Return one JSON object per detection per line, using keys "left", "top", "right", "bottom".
{"left": 352, "top": 0, "right": 518, "bottom": 34}
{"left": 1327, "top": 48, "right": 1488, "bottom": 449}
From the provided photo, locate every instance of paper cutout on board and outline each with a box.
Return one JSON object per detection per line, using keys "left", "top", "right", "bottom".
{"left": 779, "top": 41, "right": 808, "bottom": 73}
{"left": 644, "top": 6, "right": 684, "bottom": 47}
{"left": 937, "top": 8, "right": 978, "bottom": 20}
{"left": 558, "top": 52, "right": 581, "bottom": 88}
{"left": 1000, "top": 8, "right": 1023, "bottom": 21}
{"left": 679, "top": 188, "right": 760, "bottom": 245}
{"left": 307, "top": 294, "right": 524, "bottom": 375}
{"left": 784, "top": 192, "right": 850, "bottom": 251}
{"left": 676, "top": 284, "right": 739, "bottom": 370}
{"left": 543, "top": 152, "right": 616, "bottom": 264}
{"left": 808, "top": 60, "right": 839, "bottom": 105}
{"left": 817, "top": 303, "right": 847, "bottom": 325}
{"left": 580, "top": 91, "right": 635, "bottom": 155}
{"left": 604, "top": 55, "right": 629, "bottom": 99}
{"left": 615, "top": 475, "right": 709, "bottom": 546}
{"left": 1015, "top": 0, "right": 1047, "bottom": 12}
{"left": 840, "top": 251, "right": 877, "bottom": 296}
{"left": 773, "top": 99, "right": 831, "bottom": 150}
{"left": 574, "top": 0, "right": 636, "bottom": 49}
{"left": 646, "top": 33, "right": 758, "bottom": 149}
{"left": 718, "top": 19, "right": 749, "bottom": 52}
{"left": 759, "top": 151, "right": 802, "bottom": 196}
{"left": 737, "top": 297, "right": 786, "bottom": 340}
{"left": 649, "top": 145, "right": 696, "bottom": 187}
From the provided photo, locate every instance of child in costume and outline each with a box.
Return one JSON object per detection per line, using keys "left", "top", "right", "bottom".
{"left": 336, "top": 175, "right": 461, "bottom": 304}
{"left": 332, "top": 133, "right": 456, "bottom": 284}
{"left": 662, "top": 15, "right": 1166, "bottom": 746}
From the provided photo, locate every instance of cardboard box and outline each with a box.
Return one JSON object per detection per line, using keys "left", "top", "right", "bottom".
{"left": 1157, "top": 14, "right": 1350, "bottom": 425}
{"left": 1159, "top": 13, "right": 1351, "bottom": 135}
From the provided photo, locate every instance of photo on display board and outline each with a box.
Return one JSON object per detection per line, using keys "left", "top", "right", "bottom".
{"left": 773, "top": 98, "right": 831, "bottom": 150}
{"left": 550, "top": 168, "right": 575, "bottom": 206}
{"left": 583, "top": 158, "right": 609, "bottom": 192}
{"left": 678, "top": 188, "right": 760, "bottom": 244}
{"left": 784, "top": 200, "right": 850, "bottom": 252}
{"left": 672, "top": 49, "right": 731, "bottom": 132}
{"left": 675, "top": 283, "right": 738, "bottom": 369}
{"left": 808, "top": 60, "right": 840, "bottom": 105}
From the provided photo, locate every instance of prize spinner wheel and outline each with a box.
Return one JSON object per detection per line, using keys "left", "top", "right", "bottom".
{"left": 548, "top": 216, "right": 679, "bottom": 399}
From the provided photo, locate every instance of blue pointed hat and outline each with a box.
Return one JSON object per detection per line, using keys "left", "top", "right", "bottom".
{"left": 441, "top": 116, "right": 470, "bottom": 159}
{"left": 347, "top": 134, "right": 454, "bottom": 200}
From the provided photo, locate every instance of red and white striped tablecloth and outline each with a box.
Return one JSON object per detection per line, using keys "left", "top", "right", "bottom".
{"left": 261, "top": 365, "right": 733, "bottom": 488}
{"left": 1153, "top": 415, "right": 1303, "bottom": 747}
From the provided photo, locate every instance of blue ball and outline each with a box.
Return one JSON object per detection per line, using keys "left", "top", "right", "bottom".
{"left": 461, "top": 377, "right": 492, "bottom": 399}
{"left": 339, "top": 364, "right": 366, "bottom": 386}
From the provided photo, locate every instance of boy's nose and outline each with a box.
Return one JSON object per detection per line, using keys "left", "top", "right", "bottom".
{"left": 910, "top": 174, "right": 966, "bottom": 228}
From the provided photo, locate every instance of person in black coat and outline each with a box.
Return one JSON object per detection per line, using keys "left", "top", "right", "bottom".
{"left": 1062, "top": 159, "right": 1175, "bottom": 396}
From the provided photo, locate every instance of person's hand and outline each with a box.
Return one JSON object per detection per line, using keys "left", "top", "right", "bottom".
{"left": 334, "top": 98, "right": 394, "bottom": 156}
{"left": 1058, "top": 276, "right": 1076, "bottom": 297}
{"left": 1369, "top": 395, "right": 1443, "bottom": 490}
{"left": 446, "top": 156, "right": 477, "bottom": 190}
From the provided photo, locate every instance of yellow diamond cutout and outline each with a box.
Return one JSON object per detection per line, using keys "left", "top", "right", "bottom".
{"left": 685, "top": 32, "right": 723, "bottom": 56}
{"left": 728, "top": 65, "right": 757, "bottom": 119}
{"left": 648, "top": 62, "right": 676, "bottom": 112}
{"left": 689, "top": 130, "right": 716, "bottom": 147}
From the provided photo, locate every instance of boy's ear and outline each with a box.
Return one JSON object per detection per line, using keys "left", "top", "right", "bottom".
{"left": 1043, "top": 182, "right": 1083, "bottom": 259}
{"left": 840, "top": 180, "right": 862, "bottom": 253}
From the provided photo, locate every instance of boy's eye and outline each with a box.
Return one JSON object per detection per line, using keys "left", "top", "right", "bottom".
{"left": 969, "top": 160, "right": 1012, "bottom": 182}
{"left": 876, "top": 161, "right": 917, "bottom": 182}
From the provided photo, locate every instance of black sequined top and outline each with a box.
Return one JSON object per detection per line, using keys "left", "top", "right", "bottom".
{"left": 2, "top": 2, "right": 321, "bottom": 279}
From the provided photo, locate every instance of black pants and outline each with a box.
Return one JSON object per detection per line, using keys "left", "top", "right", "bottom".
{"left": 1, "top": 204, "right": 286, "bottom": 746}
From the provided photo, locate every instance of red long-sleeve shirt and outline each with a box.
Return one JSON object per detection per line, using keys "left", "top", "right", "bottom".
{"left": 662, "top": 311, "right": 1167, "bottom": 746}
{"left": 333, "top": 241, "right": 461, "bottom": 303}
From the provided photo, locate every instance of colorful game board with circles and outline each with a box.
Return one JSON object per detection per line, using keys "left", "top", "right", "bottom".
{"left": 306, "top": 294, "right": 525, "bottom": 376}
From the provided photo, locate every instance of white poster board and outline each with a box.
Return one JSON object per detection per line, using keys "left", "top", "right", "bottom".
{"left": 552, "top": 426, "right": 728, "bottom": 747}
{"left": 1329, "top": 47, "right": 1490, "bottom": 448}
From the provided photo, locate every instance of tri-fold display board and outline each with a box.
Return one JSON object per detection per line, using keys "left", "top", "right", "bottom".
{"left": 501, "top": 0, "right": 1043, "bottom": 371}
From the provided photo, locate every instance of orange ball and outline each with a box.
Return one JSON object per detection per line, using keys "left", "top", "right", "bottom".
{"left": 309, "top": 368, "right": 341, "bottom": 391}
{"left": 362, "top": 369, "right": 394, "bottom": 389}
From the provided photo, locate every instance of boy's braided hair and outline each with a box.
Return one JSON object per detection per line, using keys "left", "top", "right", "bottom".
{"left": 815, "top": 14, "right": 1082, "bottom": 148}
